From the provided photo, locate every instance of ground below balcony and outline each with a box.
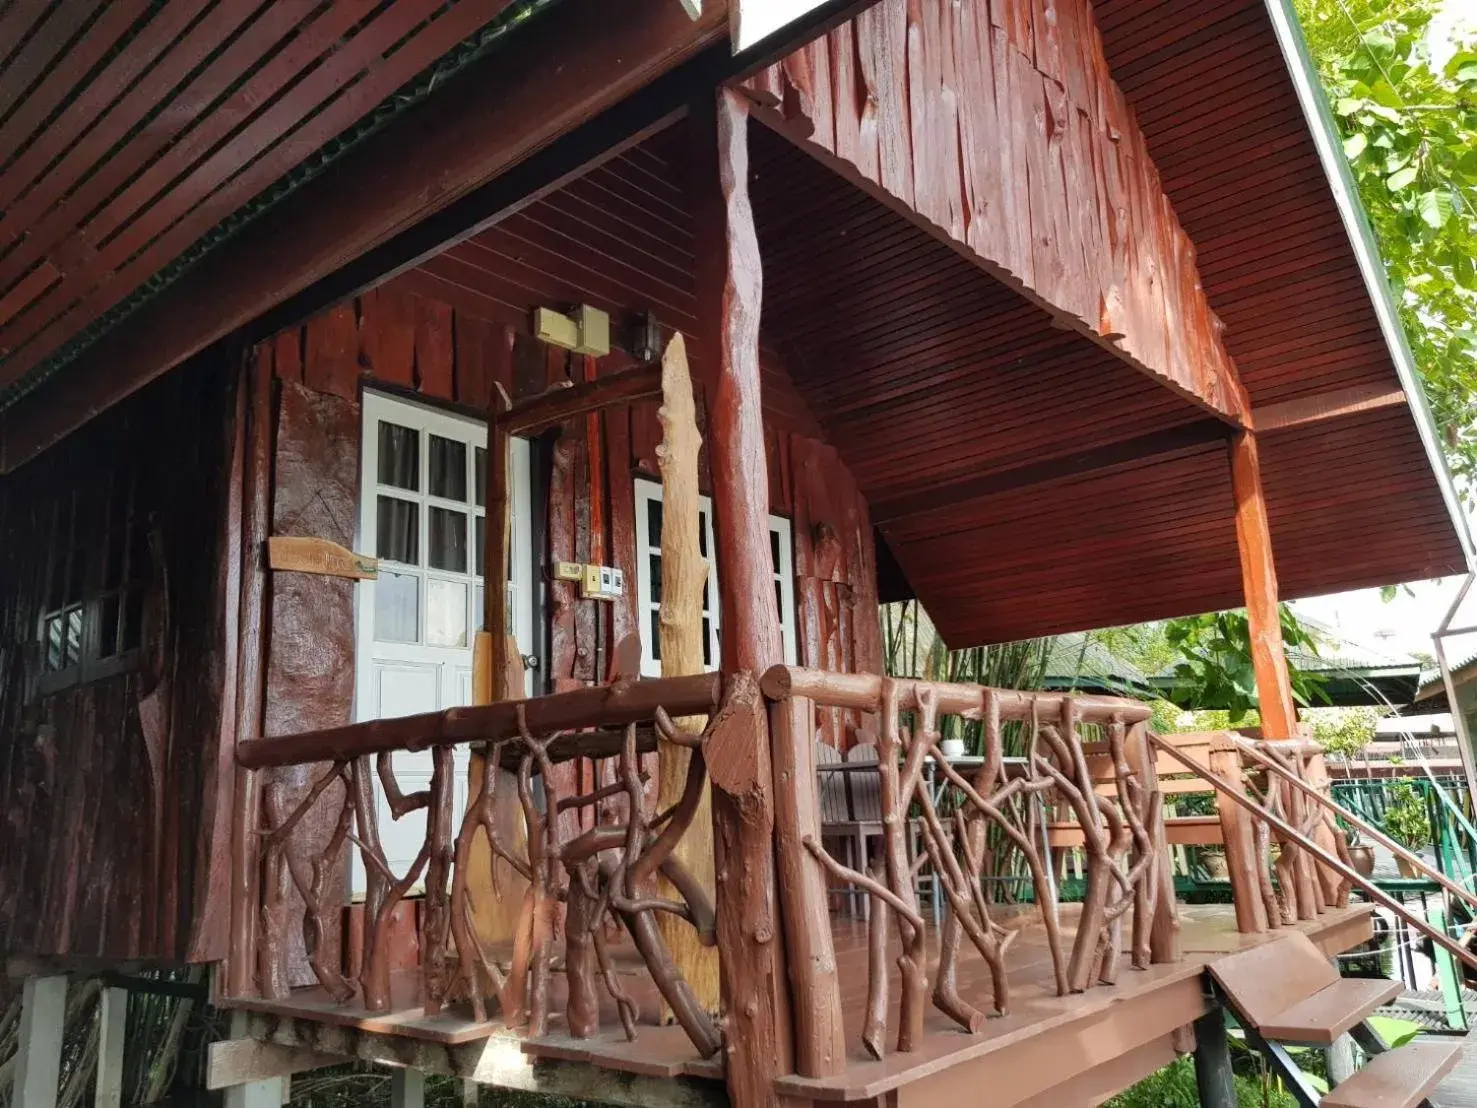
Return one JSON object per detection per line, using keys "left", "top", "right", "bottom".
{"left": 224, "top": 902, "right": 1375, "bottom": 1105}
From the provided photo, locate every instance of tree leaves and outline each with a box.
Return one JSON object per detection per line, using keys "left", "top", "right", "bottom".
{"left": 1297, "top": 0, "right": 1477, "bottom": 499}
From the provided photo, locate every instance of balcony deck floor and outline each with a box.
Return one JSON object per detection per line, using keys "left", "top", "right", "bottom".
{"left": 227, "top": 900, "right": 1376, "bottom": 1101}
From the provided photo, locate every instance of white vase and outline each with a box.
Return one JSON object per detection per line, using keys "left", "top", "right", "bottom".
{"left": 940, "top": 738, "right": 967, "bottom": 759}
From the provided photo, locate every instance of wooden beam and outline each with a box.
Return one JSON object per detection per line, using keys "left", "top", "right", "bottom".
{"left": 235, "top": 672, "right": 723, "bottom": 768}
{"left": 499, "top": 361, "right": 661, "bottom": 436}
{"left": 205, "top": 1039, "right": 348, "bottom": 1090}
{"left": 870, "top": 420, "right": 1229, "bottom": 524}
{"left": 1228, "top": 429, "right": 1299, "bottom": 740}
{"left": 1251, "top": 384, "right": 1405, "bottom": 434}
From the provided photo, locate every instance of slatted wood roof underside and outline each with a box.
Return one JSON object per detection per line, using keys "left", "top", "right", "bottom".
{"left": 405, "top": 102, "right": 1464, "bottom": 646}
{"left": 0, "top": 0, "right": 533, "bottom": 405}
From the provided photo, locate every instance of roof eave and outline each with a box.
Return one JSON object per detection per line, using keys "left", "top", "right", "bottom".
{"left": 1261, "top": 0, "right": 1475, "bottom": 567}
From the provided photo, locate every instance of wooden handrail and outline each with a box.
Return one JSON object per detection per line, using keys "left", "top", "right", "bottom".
{"left": 235, "top": 673, "right": 722, "bottom": 768}
{"left": 1149, "top": 733, "right": 1477, "bottom": 975}
{"left": 1234, "top": 738, "right": 1477, "bottom": 915}
{"left": 759, "top": 666, "right": 1153, "bottom": 724}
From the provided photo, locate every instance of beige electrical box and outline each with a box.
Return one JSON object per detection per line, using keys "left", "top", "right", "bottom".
{"left": 573, "top": 304, "right": 610, "bottom": 357}
{"left": 533, "top": 304, "right": 611, "bottom": 357}
{"left": 533, "top": 307, "right": 580, "bottom": 350}
{"left": 552, "top": 561, "right": 584, "bottom": 582}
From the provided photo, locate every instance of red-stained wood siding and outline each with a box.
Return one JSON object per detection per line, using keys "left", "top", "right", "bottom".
{"left": 743, "top": 0, "right": 1244, "bottom": 421}
{"left": 0, "top": 357, "right": 239, "bottom": 962}
{"left": 260, "top": 274, "right": 883, "bottom": 757}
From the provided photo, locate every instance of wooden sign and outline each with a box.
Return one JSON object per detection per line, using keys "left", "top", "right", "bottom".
{"left": 267, "top": 536, "right": 377, "bottom": 580}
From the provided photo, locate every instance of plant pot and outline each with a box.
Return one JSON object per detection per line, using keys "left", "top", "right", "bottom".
{"left": 1202, "top": 849, "right": 1230, "bottom": 881}
{"left": 1395, "top": 855, "right": 1420, "bottom": 879}
{"left": 1349, "top": 845, "right": 1376, "bottom": 878}
{"left": 940, "top": 738, "right": 967, "bottom": 759}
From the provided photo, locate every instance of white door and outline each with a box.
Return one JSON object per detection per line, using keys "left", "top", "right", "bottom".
{"left": 353, "top": 391, "right": 534, "bottom": 895}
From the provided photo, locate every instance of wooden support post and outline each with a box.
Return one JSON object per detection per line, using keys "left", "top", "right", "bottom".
{"left": 693, "top": 87, "right": 793, "bottom": 1105}
{"left": 1209, "top": 742, "right": 1268, "bottom": 934}
{"left": 1192, "top": 1010, "right": 1238, "bottom": 1108}
{"left": 1229, "top": 430, "right": 1298, "bottom": 741}
{"left": 391, "top": 1068, "right": 426, "bottom": 1108}
{"left": 15, "top": 975, "right": 66, "bottom": 1108}
{"left": 655, "top": 331, "right": 720, "bottom": 1015}
{"left": 770, "top": 693, "right": 846, "bottom": 1076}
{"left": 224, "top": 1079, "right": 286, "bottom": 1108}
{"left": 95, "top": 986, "right": 129, "bottom": 1108}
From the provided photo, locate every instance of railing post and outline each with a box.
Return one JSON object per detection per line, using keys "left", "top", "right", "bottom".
{"left": 1131, "top": 722, "right": 1180, "bottom": 963}
{"left": 770, "top": 693, "right": 845, "bottom": 1077}
{"left": 1209, "top": 739, "right": 1269, "bottom": 934}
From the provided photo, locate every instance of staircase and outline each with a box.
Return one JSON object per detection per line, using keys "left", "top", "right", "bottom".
{"left": 1211, "top": 932, "right": 1465, "bottom": 1107}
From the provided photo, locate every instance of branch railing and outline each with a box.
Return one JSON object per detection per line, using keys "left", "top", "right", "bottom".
{"left": 230, "top": 672, "right": 737, "bottom": 1058}
{"left": 1149, "top": 731, "right": 1477, "bottom": 976}
{"left": 761, "top": 666, "right": 1180, "bottom": 1078}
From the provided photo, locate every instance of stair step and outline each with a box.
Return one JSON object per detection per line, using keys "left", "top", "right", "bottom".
{"left": 1208, "top": 932, "right": 1338, "bottom": 1029}
{"left": 1259, "top": 978, "right": 1403, "bottom": 1045}
{"left": 1321, "top": 1038, "right": 1465, "bottom": 1108}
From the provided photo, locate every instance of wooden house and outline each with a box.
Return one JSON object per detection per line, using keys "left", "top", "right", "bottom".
{"left": 1, "top": 1, "right": 1473, "bottom": 1106}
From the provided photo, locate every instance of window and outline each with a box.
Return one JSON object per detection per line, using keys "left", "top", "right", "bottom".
{"left": 634, "top": 478, "right": 797, "bottom": 678}
{"left": 38, "top": 468, "right": 151, "bottom": 692}
{"left": 359, "top": 392, "right": 532, "bottom": 657}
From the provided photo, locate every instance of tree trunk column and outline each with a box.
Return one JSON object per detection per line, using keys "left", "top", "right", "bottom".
{"left": 1229, "top": 429, "right": 1298, "bottom": 741}
{"left": 693, "top": 87, "right": 794, "bottom": 1107}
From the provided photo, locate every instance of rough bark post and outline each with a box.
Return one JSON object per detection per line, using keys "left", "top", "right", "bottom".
{"left": 693, "top": 86, "right": 794, "bottom": 1104}
{"left": 655, "top": 331, "right": 721, "bottom": 1014}
{"left": 1209, "top": 741, "right": 1268, "bottom": 934}
{"left": 770, "top": 693, "right": 846, "bottom": 1076}
{"left": 1192, "top": 1010, "right": 1238, "bottom": 1108}
{"left": 228, "top": 347, "right": 272, "bottom": 997}
{"left": 1229, "top": 430, "right": 1298, "bottom": 741}
{"left": 15, "top": 975, "right": 66, "bottom": 1108}
{"left": 468, "top": 376, "right": 531, "bottom": 963}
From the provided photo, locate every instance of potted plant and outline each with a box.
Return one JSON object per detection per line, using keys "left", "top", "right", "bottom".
{"left": 1382, "top": 779, "right": 1433, "bottom": 878}
{"left": 1346, "top": 827, "right": 1376, "bottom": 878}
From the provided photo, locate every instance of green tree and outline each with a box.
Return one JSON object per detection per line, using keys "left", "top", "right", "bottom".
{"left": 1163, "top": 607, "right": 1330, "bottom": 723}
{"left": 1296, "top": 0, "right": 1477, "bottom": 494}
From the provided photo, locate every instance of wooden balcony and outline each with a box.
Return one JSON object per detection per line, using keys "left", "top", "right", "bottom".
{"left": 217, "top": 669, "right": 1380, "bottom": 1106}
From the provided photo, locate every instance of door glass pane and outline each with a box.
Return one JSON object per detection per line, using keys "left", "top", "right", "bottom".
{"left": 376, "top": 571, "right": 419, "bottom": 643}
{"left": 378, "top": 422, "right": 419, "bottom": 491}
{"left": 429, "top": 435, "right": 467, "bottom": 501}
{"left": 649, "top": 554, "right": 662, "bottom": 603}
{"left": 475, "top": 447, "right": 487, "bottom": 507}
{"left": 647, "top": 499, "right": 662, "bottom": 547}
{"left": 65, "top": 607, "right": 83, "bottom": 665}
{"left": 427, "top": 579, "right": 468, "bottom": 647}
{"left": 99, "top": 595, "right": 120, "bottom": 657}
{"left": 45, "top": 615, "right": 64, "bottom": 671}
{"left": 474, "top": 515, "right": 485, "bottom": 577}
{"left": 377, "top": 497, "right": 419, "bottom": 564}
{"left": 429, "top": 507, "right": 468, "bottom": 572}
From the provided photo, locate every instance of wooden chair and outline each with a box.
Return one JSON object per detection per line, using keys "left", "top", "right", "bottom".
{"left": 814, "top": 740, "right": 886, "bottom": 918}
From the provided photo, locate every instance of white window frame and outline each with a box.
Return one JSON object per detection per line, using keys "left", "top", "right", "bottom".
{"left": 634, "top": 477, "right": 797, "bottom": 678}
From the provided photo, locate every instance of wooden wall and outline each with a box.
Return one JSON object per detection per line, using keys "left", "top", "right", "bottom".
{"left": 744, "top": 0, "right": 1245, "bottom": 421}
{"left": 259, "top": 272, "right": 882, "bottom": 751}
{"left": 0, "top": 357, "right": 239, "bottom": 963}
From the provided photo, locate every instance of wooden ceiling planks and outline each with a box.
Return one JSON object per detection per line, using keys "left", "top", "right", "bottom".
{"left": 741, "top": 0, "right": 1247, "bottom": 422}
{"left": 0, "top": 0, "right": 524, "bottom": 396}
{"left": 399, "top": 109, "right": 1463, "bottom": 643}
